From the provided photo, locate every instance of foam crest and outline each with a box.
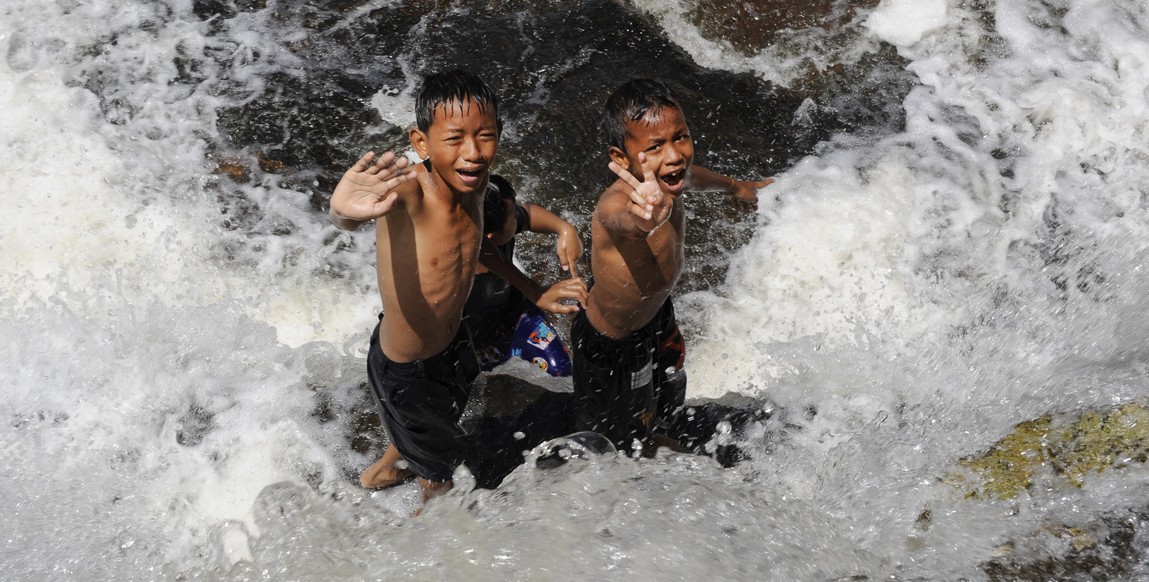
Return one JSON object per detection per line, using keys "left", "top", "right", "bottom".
{"left": 0, "top": 54, "right": 195, "bottom": 313}
{"left": 864, "top": 0, "right": 948, "bottom": 48}
{"left": 4, "top": 0, "right": 1149, "bottom": 578}
{"left": 682, "top": 8, "right": 1149, "bottom": 573}
{"left": 629, "top": 0, "right": 883, "bottom": 86}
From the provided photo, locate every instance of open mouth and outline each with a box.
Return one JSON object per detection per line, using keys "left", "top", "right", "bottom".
{"left": 660, "top": 169, "right": 686, "bottom": 190}
{"left": 458, "top": 167, "right": 485, "bottom": 185}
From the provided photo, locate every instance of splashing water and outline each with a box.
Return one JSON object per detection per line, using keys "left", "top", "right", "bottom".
{"left": 3, "top": 0, "right": 1149, "bottom": 579}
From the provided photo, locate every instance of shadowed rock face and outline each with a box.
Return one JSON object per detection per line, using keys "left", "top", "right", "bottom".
{"left": 193, "top": 0, "right": 914, "bottom": 291}
{"left": 205, "top": 0, "right": 908, "bottom": 190}
{"left": 347, "top": 372, "right": 774, "bottom": 489}
{"left": 689, "top": 0, "right": 882, "bottom": 55}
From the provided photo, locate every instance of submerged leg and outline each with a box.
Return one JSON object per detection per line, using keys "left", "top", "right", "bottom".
{"left": 643, "top": 432, "right": 687, "bottom": 457}
{"left": 359, "top": 443, "right": 415, "bottom": 489}
{"left": 412, "top": 478, "right": 454, "bottom": 516}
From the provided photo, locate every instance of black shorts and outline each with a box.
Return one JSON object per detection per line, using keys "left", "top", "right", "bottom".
{"left": 570, "top": 299, "right": 687, "bottom": 451}
{"left": 366, "top": 319, "right": 480, "bottom": 482}
{"left": 463, "top": 272, "right": 530, "bottom": 366}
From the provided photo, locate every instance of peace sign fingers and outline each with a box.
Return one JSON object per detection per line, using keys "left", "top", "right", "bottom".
{"left": 609, "top": 153, "right": 663, "bottom": 221}
{"left": 608, "top": 161, "right": 652, "bottom": 219}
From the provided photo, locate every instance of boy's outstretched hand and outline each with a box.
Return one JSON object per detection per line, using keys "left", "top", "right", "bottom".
{"left": 535, "top": 277, "right": 589, "bottom": 314}
{"left": 608, "top": 152, "right": 672, "bottom": 234}
{"left": 727, "top": 177, "right": 774, "bottom": 213}
{"left": 329, "top": 151, "right": 417, "bottom": 229}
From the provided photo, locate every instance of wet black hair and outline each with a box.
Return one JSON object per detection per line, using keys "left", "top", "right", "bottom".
{"left": 483, "top": 175, "right": 517, "bottom": 234}
{"left": 602, "top": 78, "right": 683, "bottom": 150}
{"left": 415, "top": 69, "right": 500, "bottom": 132}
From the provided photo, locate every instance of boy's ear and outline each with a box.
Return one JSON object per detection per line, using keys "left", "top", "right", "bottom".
{"left": 409, "top": 127, "right": 428, "bottom": 159}
{"left": 608, "top": 146, "right": 630, "bottom": 170}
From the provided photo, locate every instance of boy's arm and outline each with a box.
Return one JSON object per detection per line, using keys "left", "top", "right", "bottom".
{"left": 600, "top": 153, "right": 674, "bottom": 239}
{"left": 522, "top": 203, "right": 583, "bottom": 274}
{"left": 479, "top": 238, "right": 588, "bottom": 314}
{"left": 328, "top": 151, "right": 417, "bottom": 230}
{"left": 688, "top": 165, "right": 774, "bottom": 212}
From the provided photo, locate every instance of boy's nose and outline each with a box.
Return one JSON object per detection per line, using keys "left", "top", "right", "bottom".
{"left": 462, "top": 137, "right": 485, "bottom": 161}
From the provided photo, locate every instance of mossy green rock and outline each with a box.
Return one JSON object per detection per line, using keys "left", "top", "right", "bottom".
{"left": 951, "top": 403, "right": 1149, "bottom": 500}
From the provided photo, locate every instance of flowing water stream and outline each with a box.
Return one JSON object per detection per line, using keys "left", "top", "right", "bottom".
{"left": 4, "top": 0, "right": 1149, "bottom": 579}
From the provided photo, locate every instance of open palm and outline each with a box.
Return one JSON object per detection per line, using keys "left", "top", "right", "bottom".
{"left": 331, "top": 151, "right": 417, "bottom": 222}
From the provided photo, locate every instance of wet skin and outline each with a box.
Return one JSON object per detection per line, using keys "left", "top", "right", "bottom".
{"left": 376, "top": 98, "right": 499, "bottom": 363}
{"left": 587, "top": 105, "right": 693, "bottom": 338}
{"left": 329, "top": 98, "right": 497, "bottom": 512}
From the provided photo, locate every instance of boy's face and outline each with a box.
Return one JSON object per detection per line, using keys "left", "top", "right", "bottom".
{"left": 410, "top": 97, "right": 500, "bottom": 195}
{"left": 609, "top": 105, "right": 694, "bottom": 196}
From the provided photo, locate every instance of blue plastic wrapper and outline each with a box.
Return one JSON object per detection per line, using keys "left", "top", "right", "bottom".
{"left": 508, "top": 308, "right": 572, "bottom": 377}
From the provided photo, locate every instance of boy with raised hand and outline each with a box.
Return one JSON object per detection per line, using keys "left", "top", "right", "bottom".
{"left": 329, "top": 70, "right": 585, "bottom": 511}
{"left": 573, "top": 78, "right": 772, "bottom": 454}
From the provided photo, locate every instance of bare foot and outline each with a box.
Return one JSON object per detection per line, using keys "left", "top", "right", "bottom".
{"left": 643, "top": 433, "right": 687, "bottom": 458}
{"left": 359, "top": 444, "right": 415, "bottom": 489}
{"left": 412, "top": 478, "right": 454, "bottom": 516}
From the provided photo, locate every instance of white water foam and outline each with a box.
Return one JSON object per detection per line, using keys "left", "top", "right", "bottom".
{"left": 865, "top": 0, "right": 948, "bottom": 48}
{"left": 0, "top": 2, "right": 383, "bottom": 578}
{"left": 4, "top": 0, "right": 1149, "bottom": 579}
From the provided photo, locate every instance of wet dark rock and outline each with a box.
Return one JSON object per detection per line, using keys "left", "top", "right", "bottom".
{"left": 688, "top": 0, "right": 881, "bottom": 56}
{"left": 983, "top": 511, "right": 1143, "bottom": 581}
{"left": 214, "top": 158, "right": 250, "bottom": 183}
{"left": 176, "top": 403, "right": 216, "bottom": 447}
{"left": 196, "top": 0, "right": 914, "bottom": 291}
{"left": 461, "top": 375, "right": 774, "bottom": 486}
{"left": 941, "top": 403, "right": 1149, "bottom": 579}
{"left": 341, "top": 371, "right": 775, "bottom": 489}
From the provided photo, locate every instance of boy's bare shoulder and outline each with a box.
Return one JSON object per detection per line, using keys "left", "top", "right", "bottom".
{"left": 399, "top": 173, "right": 426, "bottom": 196}
{"left": 594, "top": 179, "right": 630, "bottom": 216}
{"left": 388, "top": 166, "right": 434, "bottom": 211}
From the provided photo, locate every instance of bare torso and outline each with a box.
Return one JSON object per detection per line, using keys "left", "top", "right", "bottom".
{"left": 586, "top": 184, "right": 685, "bottom": 338}
{"left": 374, "top": 174, "right": 484, "bottom": 362}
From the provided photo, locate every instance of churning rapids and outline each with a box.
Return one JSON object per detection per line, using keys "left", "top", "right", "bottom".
{"left": 4, "top": 0, "right": 1149, "bottom": 579}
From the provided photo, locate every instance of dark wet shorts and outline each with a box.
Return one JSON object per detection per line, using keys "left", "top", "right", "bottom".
{"left": 570, "top": 299, "right": 687, "bottom": 451}
{"left": 366, "top": 319, "right": 480, "bottom": 482}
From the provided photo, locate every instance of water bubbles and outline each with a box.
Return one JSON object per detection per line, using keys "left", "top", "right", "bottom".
{"left": 5, "top": 32, "right": 37, "bottom": 72}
